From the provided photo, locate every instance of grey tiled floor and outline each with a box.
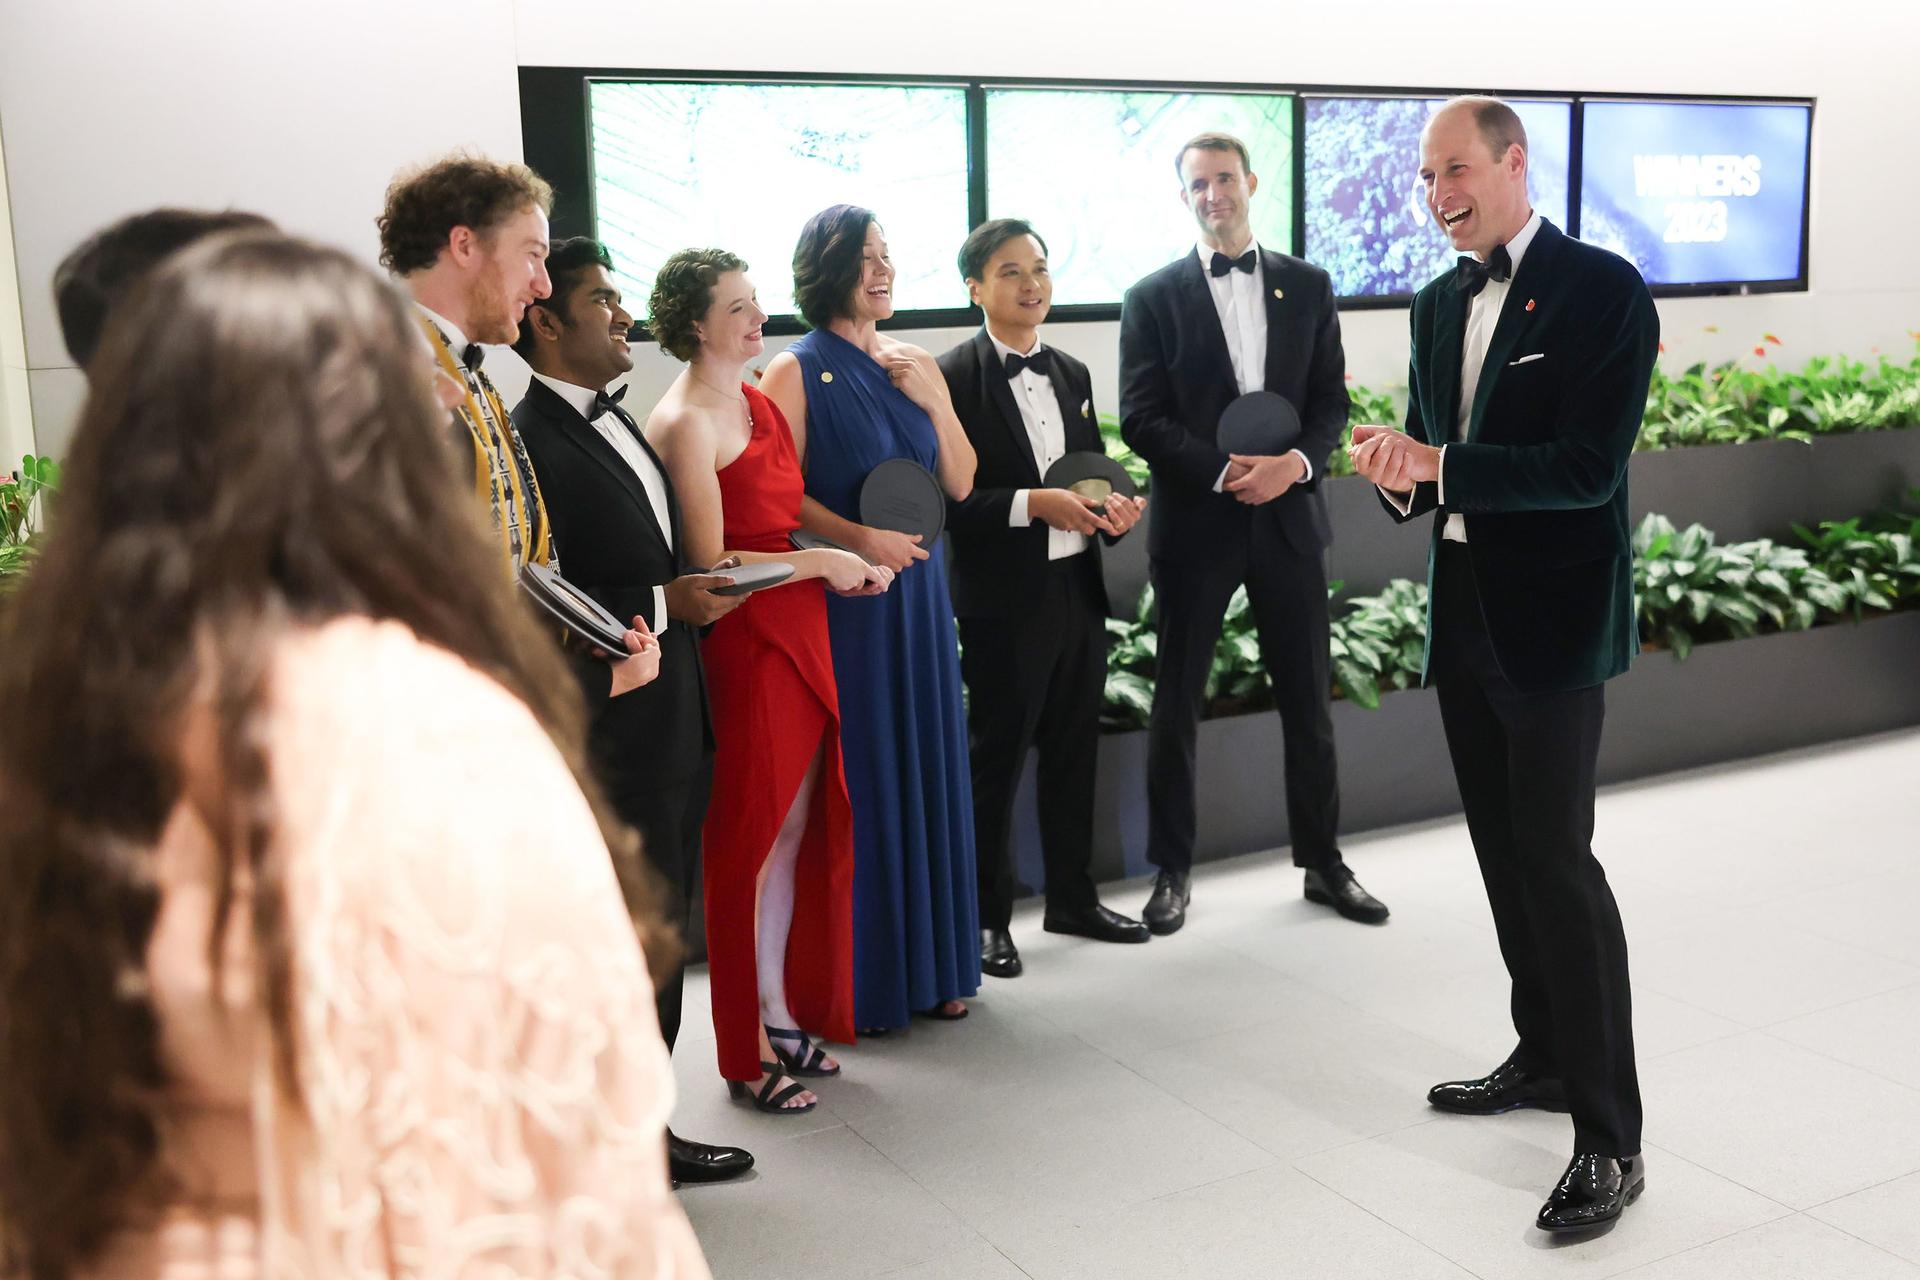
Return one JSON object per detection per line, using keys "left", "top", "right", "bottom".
{"left": 669, "top": 729, "right": 1920, "bottom": 1279}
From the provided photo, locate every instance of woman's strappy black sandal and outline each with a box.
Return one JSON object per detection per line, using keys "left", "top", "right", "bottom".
{"left": 727, "top": 1060, "right": 817, "bottom": 1114}
{"left": 765, "top": 1024, "right": 841, "bottom": 1078}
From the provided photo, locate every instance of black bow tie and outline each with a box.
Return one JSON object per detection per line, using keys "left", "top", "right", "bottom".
{"left": 1003, "top": 348, "right": 1052, "bottom": 379}
{"left": 589, "top": 384, "right": 629, "bottom": 422}
{"left": 1209, "top": 249, "right": 1257, "bottom": 278}
{"left": 461, "top": 342, "right": 485, "bottom": 371}
{"left": 1454, "top": 245, "right": 1513, "bottom": 297}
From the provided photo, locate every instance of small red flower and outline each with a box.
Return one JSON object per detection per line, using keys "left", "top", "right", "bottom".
{"left": 1344, "top": 373, "right": 1354, "bottom": 381}
{"left": 1764, "top": 333, "right": 1781, "bottom": 345}
{"left": 1753, "top": 345, "right": 1767, "bottom": 357}
{"left": 1525, "top": 298, "right": 1536, "bottom": 312}
{"left": 1658, "top": 342, "right": 1666, "bottom": 353}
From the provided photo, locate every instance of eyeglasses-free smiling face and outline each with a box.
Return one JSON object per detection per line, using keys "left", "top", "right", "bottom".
{"left": 1179, "top": 146, "right": 1258, "bottom": 248}
{"left": 1419, "top": 104, "right": 1530, "bottom": 259}
{"left": 969, "top": 234, "right": 1051, "bottom": 333}
{"left": 845, "top": 222, "right": 896, "bottom": 323}
{"left": 697, "top": 270, "right": 767, "bottom": 362}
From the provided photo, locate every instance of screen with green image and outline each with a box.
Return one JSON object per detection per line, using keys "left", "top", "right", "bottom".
{"left": 985, "top": 88, "right": 1296, "bottom": 306}
{"left": 588, "top": 80, "right": 973, "bottom": 319}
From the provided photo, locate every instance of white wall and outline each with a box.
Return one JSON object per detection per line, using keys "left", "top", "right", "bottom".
{"left": 3, "top": 0, "right": 1915, "bottom": 455}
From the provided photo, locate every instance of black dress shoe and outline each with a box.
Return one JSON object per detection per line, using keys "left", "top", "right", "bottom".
{"left": 667, "top": 1130, "right": 754, "bottom": 1184}
{"left": 1043, "top": 902, "right": 1151, "bottom": 944}
{"left": 1537, "top": 1152, "right": 1644, "bottom": 1232}
{"left": 1142, "top": 870, "right": 1191, "bottom": 936}
{"left": 1427, "top": 1056, "right": 1570, "bottom": 1115}
{"left": 981, "top": 928, "right": 1023, "bottom": 978}
{"left": 1303, "top": 863, "right": 1390, "bottom": 924}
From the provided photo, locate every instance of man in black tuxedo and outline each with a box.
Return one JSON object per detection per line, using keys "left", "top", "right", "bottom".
{"left": 939, "top": 219, "right": 1153, "bottom": 980}
{"left": 1351, "top": 97, "right": 1658, "bottom": 1233}
{"left": 511, "top": 237, "right": 753, "bottom": 1188}
{"left": 1119, "top": 132, "right": 1388, "bottom": 934}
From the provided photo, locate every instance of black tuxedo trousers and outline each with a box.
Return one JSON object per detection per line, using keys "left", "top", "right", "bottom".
{"left": 1146, "top": 519, "right": 1340, "bottom": 873}
{"left": 961, "top": 557, "right": 1105, "bottom": 930}
{"left": 1432, "top": 543, "right": 1641, "bottom": 1156}
{"left": 607, "top": 759, "right": 713, "bottom": 1054}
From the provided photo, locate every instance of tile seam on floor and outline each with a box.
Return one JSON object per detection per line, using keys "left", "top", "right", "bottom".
{"left": 1808, "top": 1214, "right": 1920, "bottom": 1273}
{"left": 1288, "top": 1161, "right": 1493, "bottom": 1280}
{"left": 830, "top": 1105, "right": 1011, "bottom": 1278}
{"left": 1751, "top": 1025, "right": 1920, "bottom": 1099}
{"left": 1759, "top": 977, "right": 1920, "bottom": 1030}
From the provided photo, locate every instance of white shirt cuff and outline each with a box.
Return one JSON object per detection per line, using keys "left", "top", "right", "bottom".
{"left": 1011, "top": 489, "right": 1031, "bottom": 527}
{"left": 1437, "top": 443, "right": 1448, "bottom": 506}
{"left": 653, "top": 584, "right": 668, "bottom": 635}
{"left": 1212, "top": 462, "right": 1232, "bottom": 494}
{"left": 1379, "top": 484, "right": 1415, "bottom": 516}
{"left": 1291, "top": 448, "right": 1313, "bottom": 482}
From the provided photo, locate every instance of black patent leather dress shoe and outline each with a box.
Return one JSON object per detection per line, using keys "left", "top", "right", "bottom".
{"left": 982, "top": 927, "right": 1023, "bottom": 978}
{"left": 1044, "top": 902, "right": 1151, "bottom": 944}
{"left": 1142, "top": 870, "right": 1191, "bottom": 936}
{"left": 1303, "top": 863, "right": 1390, "bottom": 924}
{"left": 667, "top": 1130, "right": 754, "bottom": 1185}
{"left": 1427, "top": 1057, "right": 1570, "bottom": 1115}
{"left": 1537, "top": 1152, "right": 1644, "bottom": 1232}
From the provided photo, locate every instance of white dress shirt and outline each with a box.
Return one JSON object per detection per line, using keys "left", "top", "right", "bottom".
{"left": 1197, "top": 239, "right": 1312, "bottom": 492}
{"left": 533, "top": 372, "right": 671, "bottom": 633}
{"left": 992, "top": 329, "right": 1088, "bottom": 562}
{"left": 1383, "top": 212, "right": 1542, "bottom": 542}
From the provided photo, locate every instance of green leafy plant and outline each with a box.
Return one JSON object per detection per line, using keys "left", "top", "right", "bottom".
{"left": 1631, "top": 514, "right": 1847, "bottom": 660}
{"left": 1792, "top": 516, "right": 1920, "bottom": 620}
{"left": 1095, "top": 413, "right": 1152, "bottom": 494}
{"left": 0, "top": 454, "right": 60, "bottom": 588}
{"left": 1328, "top": 578, "right": 1428, "bottom": 709}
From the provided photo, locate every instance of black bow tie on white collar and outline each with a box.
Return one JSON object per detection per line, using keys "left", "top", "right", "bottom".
{"left": 589, "top": 384, "right": 629, "bottom": 422}
{"left": 1003, "top": 348, "right": 1052, "bottom": 379}
{"left": 1454, "top": 244, "right": 1514, "bottom": 297}
{"left": 460, "top": 343, "right": 485, "bottom": 371}
{"left": 1209, "top": 248, "right": 1257, "bottom": 278}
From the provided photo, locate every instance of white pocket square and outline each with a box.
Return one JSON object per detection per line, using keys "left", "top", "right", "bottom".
{"left": 1507, "top": 352, "right": 1547, "bottom": 366}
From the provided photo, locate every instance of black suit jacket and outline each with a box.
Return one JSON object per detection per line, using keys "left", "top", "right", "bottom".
{"left": 1381, "top": 219, "right": 1659, "bottom": 693}
{"left": 1118, "top": 247, "right": 1349, "bottom": 561}
{"left": 939, "top": 329, "right": 1114, "bottom": 619}
{"left": 511, "top": 378, "right": 713, "bottom": 785}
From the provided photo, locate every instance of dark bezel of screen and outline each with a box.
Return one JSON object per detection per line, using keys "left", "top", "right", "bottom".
{"left": 519, "top": 68, "right": 1814, "bottom": 332}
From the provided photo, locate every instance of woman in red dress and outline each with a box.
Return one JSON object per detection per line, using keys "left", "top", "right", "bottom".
{"left": 645, "top": 249, "right": 893, "bottom": 1114}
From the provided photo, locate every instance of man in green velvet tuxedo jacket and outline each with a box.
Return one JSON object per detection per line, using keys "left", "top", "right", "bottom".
{"left": 1352, "top": 96, "right": 1659, "bottom": 1235}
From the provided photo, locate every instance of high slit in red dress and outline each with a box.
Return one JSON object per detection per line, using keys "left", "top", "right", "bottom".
{"left": 702, "top": 384, "right": 856, "bottom": 1081}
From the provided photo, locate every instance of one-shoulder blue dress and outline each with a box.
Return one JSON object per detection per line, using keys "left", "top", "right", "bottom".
{"left": 790, "top": 328, "right": 981, "bottom": 1029}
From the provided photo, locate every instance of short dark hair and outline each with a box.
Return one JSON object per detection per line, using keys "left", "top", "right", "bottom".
{"left": 53, "top": 208, "right": 276, "bottom": 367}
{"left": 513, "top": 237, "right": 616, "bottom": 357}
{"left": 1174, "top": 131, "right": 1253, "bottom": 179}
{"left": 790, "top": 204, "right": 876, "bottom": 330}
{"left": 957, "top": 218, "right": 1050, "bottom": 283}
{"left": 377, "top": 153, "right": 554, "bottom": 276}
{"left": 1453, "top": 95, "right": 1530, "bottom": 162}
{"left": 646, "top": 248, "right": 750, "bottom": 362}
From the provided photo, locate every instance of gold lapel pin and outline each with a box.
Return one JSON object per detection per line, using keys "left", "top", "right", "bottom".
{"left": 1273, "top": 287, "right": 1285, "bottom": 300}
{"left": 1081, "top": 399, "right": 1091, "bottom": 418}
{"left": 820, "top": 370, "right": 834, "bottom": 383}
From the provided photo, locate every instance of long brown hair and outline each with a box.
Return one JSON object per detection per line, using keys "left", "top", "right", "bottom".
{"left": 0, "top": 232, "right": 672, "bottom": 1278}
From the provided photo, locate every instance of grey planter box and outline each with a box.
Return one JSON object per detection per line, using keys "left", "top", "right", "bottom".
{"left": 1005, "top": 611, "right": 1920, "bottom": 893}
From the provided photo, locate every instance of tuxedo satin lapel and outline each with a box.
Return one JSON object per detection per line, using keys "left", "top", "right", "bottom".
{"left": 976, "top": 329, "right": 1042, "bottom": 484}
{"left": 1053, "top": 363, "right": 1099, "bottom": 453}
{"left": 1179, "top": 252, "right": 1238, "bottom": 392}
{"left": 1430, "top": 286, "right": 1468, "bottom": 443}
{"left": 1260, "top": 250, "right": 1293, "bottom": 393}
{"left": 1468, "top": 222, "right": 1566, "bottom": 441}
{"left": 543, "top": 383, "right": 669, "bottom": 550}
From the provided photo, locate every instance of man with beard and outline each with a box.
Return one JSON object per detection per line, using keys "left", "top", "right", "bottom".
{"left": 511, "top": 237, "right": 752, "bottom": 1188}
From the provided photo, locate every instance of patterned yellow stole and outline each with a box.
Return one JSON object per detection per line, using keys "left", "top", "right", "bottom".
{"left": 419, "top": 316, "right": 553, "bottom": 574}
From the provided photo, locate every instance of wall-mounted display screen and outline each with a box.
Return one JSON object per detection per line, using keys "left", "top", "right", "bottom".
{"left": 985, "top": 88, "right": 1295, "bottom": 307}
{"left": 587, "top": 80, "right": 973, "bottom": 318}
{"left": 1303, "top": 96, "right": 1573, "bottom": 298}
{"left": 1578, "top": 100, "right": 1811, "bottom": 286}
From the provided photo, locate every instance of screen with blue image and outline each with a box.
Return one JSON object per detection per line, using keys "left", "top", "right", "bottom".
{"left": 1579, "top": 100, "right": 1810, "bottom": 286}
{"left": 1303, "top": 97, "right": 1571, "bottom": 298}
{"left": 587, "top": 80, "right": 973, "bottom": 319}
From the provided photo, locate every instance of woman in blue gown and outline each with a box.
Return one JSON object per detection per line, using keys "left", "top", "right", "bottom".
{"left": 760, "top": 205, "right": 982, "bottom": 1030}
